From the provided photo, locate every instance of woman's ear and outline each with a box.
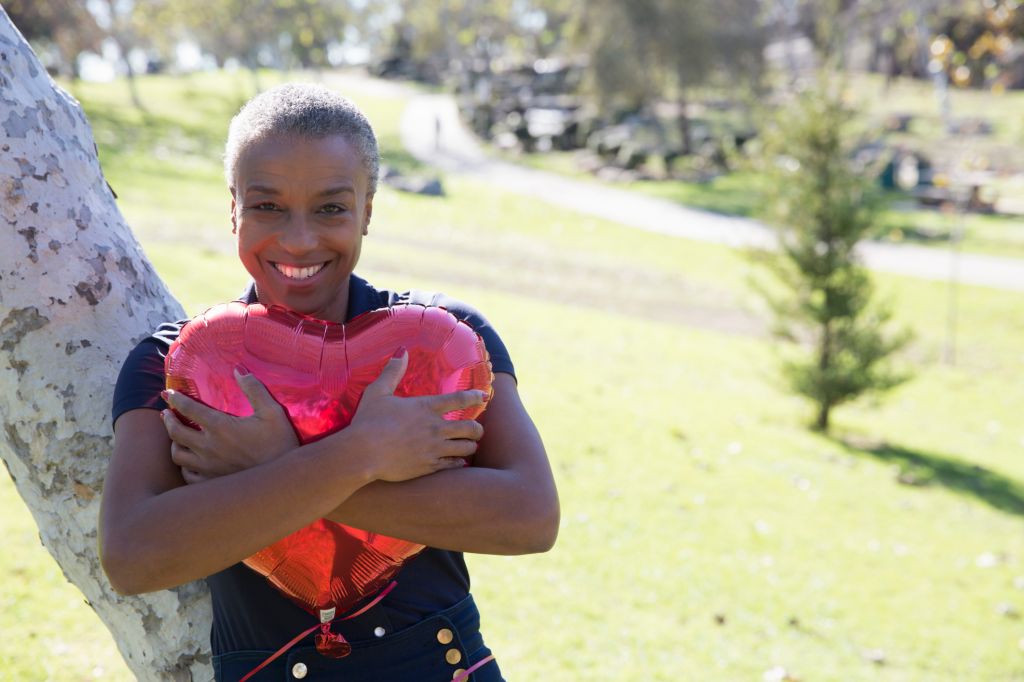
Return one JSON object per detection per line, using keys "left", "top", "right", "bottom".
{"left": 362, "top": 194, "right": 374, "bottom": 236}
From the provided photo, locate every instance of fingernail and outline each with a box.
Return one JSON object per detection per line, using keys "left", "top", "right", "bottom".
{"left": 234, "top": 364, "right": 250, "bottom": 377}
{"left": 160, "top": 409, "right": 169, "bottom": 420}
{"left": 392, "top": 346, "right": 407, "bottom": 359}
{"left": 160, "top": 390, "right": 169, "bottom": 401}
{"left": 475, "top": 390, "right": 488, "bottom": 401}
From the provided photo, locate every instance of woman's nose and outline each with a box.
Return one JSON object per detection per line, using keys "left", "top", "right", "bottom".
{"left": 278, "top": 215, "right": 318, "bottom": 253}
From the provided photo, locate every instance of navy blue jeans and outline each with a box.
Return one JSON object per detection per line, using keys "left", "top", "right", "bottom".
{"left": 212, "top": 595, "right": 504, "bottom": 681}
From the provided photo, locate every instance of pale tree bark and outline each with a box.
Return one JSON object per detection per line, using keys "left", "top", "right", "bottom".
{"left": 0, "top": 10, "right": 214, "bottom": 681}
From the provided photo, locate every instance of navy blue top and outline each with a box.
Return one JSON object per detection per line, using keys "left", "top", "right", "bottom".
{"left": 111, "top": 273, "right": 515, "bottom": 654}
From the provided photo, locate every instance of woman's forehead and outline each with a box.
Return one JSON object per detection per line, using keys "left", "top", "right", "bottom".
{"left": 235, "top": 134, "right": 368, "bottom": 190}
{"left": 241, "top": 132, "right": 358, "bottom": 159}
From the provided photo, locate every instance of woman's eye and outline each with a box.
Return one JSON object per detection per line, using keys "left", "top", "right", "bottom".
{"left": 243, "top": 202, "right": 280, "bottom": 213}
{"left": 319, "top": 203, "right": 347, "bottom": 215}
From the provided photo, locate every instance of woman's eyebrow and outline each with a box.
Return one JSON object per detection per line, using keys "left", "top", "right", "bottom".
{"left": 317, "top": 185, "right": 355, "bottom": 197}
{"left": 245, "top": 184, "right": 280, "bottom": 195}
{"left": 243, "top": 184, "right": 355, "bottom": 197}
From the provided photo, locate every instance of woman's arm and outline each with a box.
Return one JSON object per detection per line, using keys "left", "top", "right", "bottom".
{"left": 100, "top": 410, "right": 378, "bottom": 595}
{"left": 99, "top": 353, "right": 483, "bottom": 595}
{"left": 323, "top": 373, "right": 560, "bottom": 555}
{"left": 167, "top": 372, "right": 560, "bottom": 556}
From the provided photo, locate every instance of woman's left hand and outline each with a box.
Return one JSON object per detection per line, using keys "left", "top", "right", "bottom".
{"left": 162, "top": 368, "right": 299, "bottom": 484}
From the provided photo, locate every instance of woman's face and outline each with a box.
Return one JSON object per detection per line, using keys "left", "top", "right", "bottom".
{"left": 231, "top": 133, "right": 373, "bottom": 323}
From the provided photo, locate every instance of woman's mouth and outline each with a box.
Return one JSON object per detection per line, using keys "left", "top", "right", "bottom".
{"left": 272, "top": 262, "right": 328, "bottom": 281}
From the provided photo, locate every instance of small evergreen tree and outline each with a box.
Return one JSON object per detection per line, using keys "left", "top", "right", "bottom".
{"left": 753, "top": 77, "right": 911, "bottom": 432}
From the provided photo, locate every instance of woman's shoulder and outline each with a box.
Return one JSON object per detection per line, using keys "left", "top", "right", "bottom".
{"left": 359, "top": 278, "right": 516, "bottom": 379}
{"left": 389, "top": 289, "right": 491, "bottom": 325}
{"left": 112, "top": 320, "right": 186, "bottom": 426}
{"left": 355, "top": 275, "right": 494, "bottom": 335}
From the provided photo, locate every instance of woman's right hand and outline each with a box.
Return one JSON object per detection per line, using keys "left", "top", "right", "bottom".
{"left": 347, "top": 349, "right": 487, "bottom": 483}
{"left": 162, "top": 367, "right": 299, "bottom": 482}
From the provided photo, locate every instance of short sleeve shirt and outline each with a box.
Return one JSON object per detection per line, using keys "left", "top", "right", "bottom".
{"left": 111, "top": 274, "right": 515, "bottom": 654}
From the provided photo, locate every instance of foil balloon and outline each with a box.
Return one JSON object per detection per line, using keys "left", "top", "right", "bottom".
{"left": 164, "top": 302, "right": 493, "bottom": 656}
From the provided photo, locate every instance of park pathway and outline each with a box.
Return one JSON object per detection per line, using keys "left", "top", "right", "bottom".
{"left": 399, "top": 93, "right": 1024, "bottom": 293}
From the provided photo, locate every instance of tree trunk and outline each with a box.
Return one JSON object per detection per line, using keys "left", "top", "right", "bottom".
{"left": 111, "top": 34, "right": 145, "bottom": 111}
{"left": 246, "top": 57, "right": 262, "bottom": 94}
{"left": 814, "top": 321, "right": 832, "bottom": 433}
{"left": 815, "top": 401, "right": 830, "bottom": 432}
{"left": 102, "top": 0, "right": 145, "bottom": 111}
{"left": 677, "top": 94, "right": 692, "bottom": 157}
{"left": 122, "top": 52, "right": 146, "bottom": 111}
{"left": 0, "top": 10, "right": 213, "bottom": 680}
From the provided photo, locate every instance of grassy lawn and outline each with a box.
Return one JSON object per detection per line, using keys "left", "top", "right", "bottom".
{"left": 4, "top": 70, "right": 1024, "bottom": 681}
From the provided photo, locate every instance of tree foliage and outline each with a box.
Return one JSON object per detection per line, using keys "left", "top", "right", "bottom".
{"left": 753, "top": 77, "right": 912, "bottom": 432}
{"left": 763, "top": 0, "right": 1007, "bottom": 83}
{"left": 557, "top": 0, "right": 765, "bottom": 154}
{"left": 572, "top": 0, "right": 764, "bottom": 112}
{"left": 3, "top": 0, "right": 102, "bottom": 78}
{"left": 362, "top": 0, "right": 564, "bottom": 80}
{"left": 135, "top": 0, "right": 350, "bottom": 70}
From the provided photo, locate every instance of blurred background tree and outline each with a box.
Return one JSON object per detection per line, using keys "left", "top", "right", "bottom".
{"left": 3, "top": 0, "right": 103, "bottom": 79}
{"left": 101, "top": 0, "right": 148, "bottom": 108}
{"left": 763, "top": 0, "right": 1021, "bottom": 87}
{"left": 135, "top": 0, "right": 350, "bottom": 82}
{"left": 753, "top": 79, "right": 912, "bottom": 432}
{"left": 568, "top": 0, "right": 764, "bottom": 156}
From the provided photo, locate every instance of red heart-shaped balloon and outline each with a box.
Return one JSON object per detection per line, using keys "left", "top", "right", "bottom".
{"left": 164, "top": 302, "right": 492, "bottom": 633}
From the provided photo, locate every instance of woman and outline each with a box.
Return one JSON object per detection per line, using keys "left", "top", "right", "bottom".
{"left": 99, "top": 83, "right": 559, "bottom": 681}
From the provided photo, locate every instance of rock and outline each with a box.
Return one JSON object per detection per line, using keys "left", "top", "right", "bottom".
{"left": 384, "top": 175, "right": 445, "bottom": 197}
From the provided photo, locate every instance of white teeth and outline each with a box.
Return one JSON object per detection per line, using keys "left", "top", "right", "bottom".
{"left": 274, "top": 263, "right": 325, "bottom": 280}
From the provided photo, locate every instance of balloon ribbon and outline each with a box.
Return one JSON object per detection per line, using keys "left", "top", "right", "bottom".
{"left": 239, "top": 581, "right": 398, "bottom": 682}
{"left": 453, "top": 654, "right": 497, "bottom": 682}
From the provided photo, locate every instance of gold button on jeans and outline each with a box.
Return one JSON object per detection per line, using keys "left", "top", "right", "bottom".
{"left": 291, "top": 661, "right": 308, "bottom": 679}
{"left": 437, "top": 628, "right": 454, "bottom": 645}
{"left": 452, "top": 669, "right": 467, "bottom": 679}
{"left": 445, "top": 648, "right": 462, "bottom": 665}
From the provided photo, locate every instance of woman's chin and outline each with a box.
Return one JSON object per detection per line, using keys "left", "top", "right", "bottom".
{"left": 254, "top": 278, "right": 348, "bottom": 322}
{"left": 271, "top": 297, "right": 346, "bottom": 323}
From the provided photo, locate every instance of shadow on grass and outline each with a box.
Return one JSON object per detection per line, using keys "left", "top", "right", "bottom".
{"left": 89, "top": 105, "right": 226, "bottom": 160}
{"left": 837, "top": 438, "right": 1024, "bottom": 517}
{"left": 77, "top": 87, "right": 247, "bottom": 166}
{"left": 878, "top": 225, "right": 953, "bottom": 244}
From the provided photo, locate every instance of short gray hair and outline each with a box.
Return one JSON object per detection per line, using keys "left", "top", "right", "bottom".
{"left": 224, "top": 83, "right": 380, "bottom": 195}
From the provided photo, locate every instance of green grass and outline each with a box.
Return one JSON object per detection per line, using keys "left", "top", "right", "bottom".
{"left": 0, "top": 473, "right": 133, "bottom": 681}
{"left": 4, "top": 69, "right": 1024, "bottom": 680}
{"left": 846, "top": 73, "right": 1024, "bottom": 147}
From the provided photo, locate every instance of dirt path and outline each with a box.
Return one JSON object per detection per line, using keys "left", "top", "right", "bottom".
{"left": 400, "top": 93, "right": 1024, "bottom": 293}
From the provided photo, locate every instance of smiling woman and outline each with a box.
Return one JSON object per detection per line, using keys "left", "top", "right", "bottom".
{"left": 98, "top": 84, "right": 559, "bottom": 682}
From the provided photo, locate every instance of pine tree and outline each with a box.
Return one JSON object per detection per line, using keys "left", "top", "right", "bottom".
{"left": 753, "top": 77, "right": 912, "bottom": 432}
